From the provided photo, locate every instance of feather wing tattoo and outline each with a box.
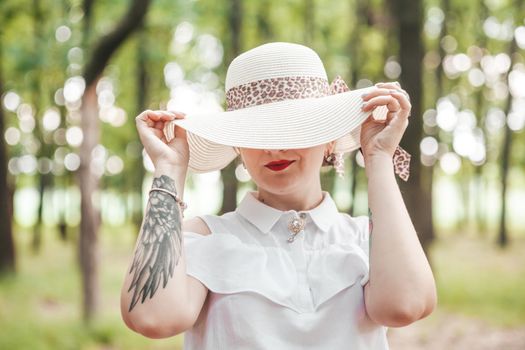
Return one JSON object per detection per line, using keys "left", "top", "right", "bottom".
{"left": 127, "top": 175, "right": 183, "bottom": 312}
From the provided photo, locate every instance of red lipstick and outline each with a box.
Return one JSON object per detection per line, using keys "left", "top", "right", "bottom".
{"left": 265, "top": 160, "right": 295, "bottom": 171}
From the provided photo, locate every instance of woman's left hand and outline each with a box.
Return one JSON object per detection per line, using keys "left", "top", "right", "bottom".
{"left": 359, "top": 81, "right": 412, "bottom": 161}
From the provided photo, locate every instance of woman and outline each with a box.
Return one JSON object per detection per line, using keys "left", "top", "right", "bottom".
{"left": 121, "top": 42, "right": 437, "bottom": 349}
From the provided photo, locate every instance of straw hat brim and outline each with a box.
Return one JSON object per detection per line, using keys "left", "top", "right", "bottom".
{"left": 168, "top": 85, "right": 387, "bottom": 174}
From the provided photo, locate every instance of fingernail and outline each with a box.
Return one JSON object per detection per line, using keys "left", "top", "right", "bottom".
{"left": 361, "top": 93, "right": 368, "bottom": 99}
{"left": 361, "top": 102, "right": 367, "bottom": 109}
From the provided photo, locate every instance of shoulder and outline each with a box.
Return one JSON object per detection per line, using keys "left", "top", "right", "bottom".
{"left": 182, "top": 211, "right": 240, "bottom": 236}
{"left": 182, "top": 216, "right": 212, "bottom": 236}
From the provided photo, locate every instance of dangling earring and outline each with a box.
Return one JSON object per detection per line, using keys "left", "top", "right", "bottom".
{"left": 324, "top": 152, "right": 345, "bottom": 178}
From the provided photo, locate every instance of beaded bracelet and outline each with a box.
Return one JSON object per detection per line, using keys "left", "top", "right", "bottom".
{"left": 149, "top": 187, "right": 188, "bottom": 217}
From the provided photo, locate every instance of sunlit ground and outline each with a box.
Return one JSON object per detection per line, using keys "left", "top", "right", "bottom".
{"left": 0, "top": 223, "right": 524, "bottom": 349}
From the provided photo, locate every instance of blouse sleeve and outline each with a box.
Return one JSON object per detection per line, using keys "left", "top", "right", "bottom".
{"left": 341, "top": 214, "right": 370, "bottom": 286}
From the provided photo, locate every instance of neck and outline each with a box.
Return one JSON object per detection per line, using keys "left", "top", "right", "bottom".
{"left": 255, "top": 182, "right": 324, "bottom": 212}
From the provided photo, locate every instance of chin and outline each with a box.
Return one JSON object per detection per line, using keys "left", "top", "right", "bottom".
{"left": 259, "top": 178, "right": 302, "bottom": 194}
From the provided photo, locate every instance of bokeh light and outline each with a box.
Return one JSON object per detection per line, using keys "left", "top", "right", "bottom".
{"left": 66, "top": 126, "right": 83, "bottom": 147}
{"left": 42, "top": 108, "right": 61, "bottom": 132}
{"left": 55, "top": 25, "right": 72, "bottom": 43}
{"left": 440, "top": 152, "right": 461, "bottom": 174}
{"left": 3, "top": 91, "right": 21, "bottom": 111}
{"left": 64, "top": 76, "right": 86, "bottom": 103}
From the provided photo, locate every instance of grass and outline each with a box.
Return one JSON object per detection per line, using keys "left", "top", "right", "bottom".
{"left": 0, "top": 223, "right": 524, "bottom": 349}
{"left": 431, "top": 233, "right": 525, "bottom": 327}
{"left": 0, "top": 223, "right": 183, "bottom": 350}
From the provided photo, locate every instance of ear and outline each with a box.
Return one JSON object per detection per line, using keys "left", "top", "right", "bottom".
{"left": 326, "top": 141, "right": 336, "bottom": 155}
{"left": 235, "top": 147, "right": 245, "bottom": 164}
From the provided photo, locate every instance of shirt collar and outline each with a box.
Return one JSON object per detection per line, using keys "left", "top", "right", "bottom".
{"left": 236, "top": 190, "right": 339, "bottom": 234}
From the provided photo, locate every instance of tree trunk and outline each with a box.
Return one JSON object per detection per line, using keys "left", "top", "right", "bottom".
{"left": 498, "top": 117, "right": 511, "bottom": 247}
{"left": 346, "top": 0, "right": 368, "bottom": 216}
{"left": 220, "top": 0, "right": 243, "bottom": 214}
{"left": 57, "top": 105, "right": 70, "bottom": 242}
{"left": 393, "top": 0, "right": 435, "bottom": 253}
{"left": 132, "top": 24, "right": 148, "bottom": 233}
{"left": 472, "top": 0, "right": 488, "bottom": 236}
{"left": 33, "top": 173, "right": 53, "bottom": 251}
{"left": 0, "top": 29, "right": 16, "bottom": 274}
{"left": 78, "top": 0, "right": 152, "bottom": 323}
{"left": 30, "top": 0, "right": 52, "bottom": 253}
{"left": 78, "top": 82, "right": 101, "bottom": 322}
{"left": 497, "top": 0, "right": 522, "bottom": 248}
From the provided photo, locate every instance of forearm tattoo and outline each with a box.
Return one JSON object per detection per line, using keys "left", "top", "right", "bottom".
{"left": 127, "top": 175, "right": 183, "bottom": 312}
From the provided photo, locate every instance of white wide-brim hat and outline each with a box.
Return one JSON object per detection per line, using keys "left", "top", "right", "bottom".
{"left": 163, "top": 42, "right": 409, "bottom": 177}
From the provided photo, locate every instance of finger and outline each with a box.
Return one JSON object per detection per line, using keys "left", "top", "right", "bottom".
{"left": 135, "top": 110, "right": 154, "bottom": 128}
{"left": 376, "top": 81, "right": 411, "bottom": 101}
{"left": 361, "top": 87, "right": 393, "bottom": 101}
{"left": 136, "top": 110, "right": 162, "bottom": 123}
{"left": 167, "top": 110, "right": 187, "bottom": 118}
{"left": 153, "top": 120, "right": 165, "bottom": 130}
{"left": 136, "top": 110, "right": 177, "bottom": 124}
{"left": 136, "top": 126, "right": 164, "bottom": 149}
{"left": 386, "top": 111, "right": 397, "bottom": 124}
{"left": 389, "top": 91, "right": 412, "bottom": 116}
{"left": 375, "top": 82, "right": 410, "bottom": 99}
{"left": 375, "top": 81, "right": 401, "bottom": 90}
{"left": 389, "top": 112, "right": 410, "bottom": 132}
{"left": 163, "top": 112, "right": 188, "bottom": 141}
{"left": 153, "top": 111, "right": 178, "bottom": 122}
{"left": 362, "top": 95, "right": 401, "bottom": 113}
{"left": 151, "top": 128, "right": 164, "bottom": 138}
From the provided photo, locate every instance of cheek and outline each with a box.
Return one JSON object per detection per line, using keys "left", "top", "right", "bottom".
{"left": 303, "top": 152, "right": 324, "bottom": 166}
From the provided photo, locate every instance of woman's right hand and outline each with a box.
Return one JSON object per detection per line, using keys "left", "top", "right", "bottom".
{"left": 135, "top": 110, "right": 189, "bottom": 169}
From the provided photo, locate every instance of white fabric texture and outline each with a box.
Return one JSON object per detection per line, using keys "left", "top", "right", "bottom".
{"left": 182, "top": 190, "right": 389, "bottom": 350}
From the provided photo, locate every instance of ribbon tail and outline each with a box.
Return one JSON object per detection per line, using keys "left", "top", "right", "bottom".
{"left": 393, "top": 146, "right": 411, "bottom": 181}
{"left": 329, "top": 75, "right": 351, "bottom": 94}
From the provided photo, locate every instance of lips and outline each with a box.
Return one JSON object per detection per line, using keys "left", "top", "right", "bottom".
{"left": 265, "top": 160, "right": 295, "bottom": 171}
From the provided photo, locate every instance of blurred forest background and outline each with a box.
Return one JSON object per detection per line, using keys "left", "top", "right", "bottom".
{"left": 1, "top": 0, "right": 524, "bottom": 349}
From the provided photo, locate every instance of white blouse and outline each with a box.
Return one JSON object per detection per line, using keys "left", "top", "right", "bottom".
{"left": 182, "top": 190, "right": 389, "bottom": 349}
